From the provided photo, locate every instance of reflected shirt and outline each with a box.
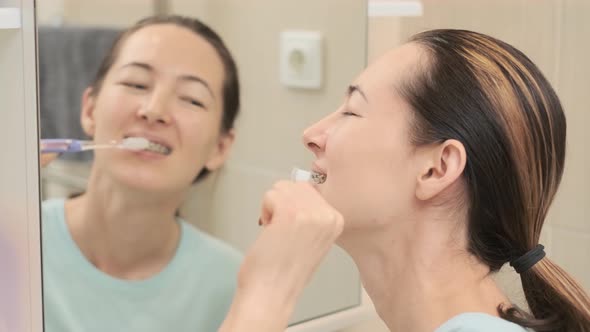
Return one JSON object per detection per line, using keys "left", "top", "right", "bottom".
{"left": 435, "top": 313, "right": 530, "bottom": 332}
{"left": 42, "top": 199, "right": 242, "bottom": 332}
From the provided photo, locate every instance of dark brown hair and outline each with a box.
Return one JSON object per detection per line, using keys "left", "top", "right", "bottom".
{"left": 90, "top": 15, "right": 240, "bottom": 181}
{"left": 402, "top": 29, "right": 590, "bottom": 331}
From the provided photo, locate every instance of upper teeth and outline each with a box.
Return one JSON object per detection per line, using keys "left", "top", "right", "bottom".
{"left": 146, "top": 141, "right": 171, "bottom": 155}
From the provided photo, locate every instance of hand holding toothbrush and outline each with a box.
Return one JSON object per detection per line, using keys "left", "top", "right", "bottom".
{"left": 220, "top": 179, "right": 342, "bottom": 332}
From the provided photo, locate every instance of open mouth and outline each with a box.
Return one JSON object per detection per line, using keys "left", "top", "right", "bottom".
{"left": 145, "top": 141, "right": 172, "bottom": 155}
{"left": 311, "top": 171, "right": 327, "bottom": 184}
{"left": 125, "top": 136, "right": 172, "bottom": 155}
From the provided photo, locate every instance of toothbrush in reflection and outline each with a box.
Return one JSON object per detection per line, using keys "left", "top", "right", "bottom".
{"left": 40, "top": 137, "right": 150, "bottom": 154}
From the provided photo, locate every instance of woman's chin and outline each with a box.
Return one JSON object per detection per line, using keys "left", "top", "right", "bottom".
{"left": 110, "top": 170, "right": 185, "bottom": 195}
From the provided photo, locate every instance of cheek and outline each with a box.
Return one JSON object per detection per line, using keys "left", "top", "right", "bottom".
{"left": 94, "top": 90, "right": 139, "bottom": 129}
{"left": 326, "top": 121, "right": 415, "bottom": 218}
{"left": 177, "top": 115, "right": 219, "bottom": 156}
{"left": 329, "top": 120, "right": 401, "bottom": 170}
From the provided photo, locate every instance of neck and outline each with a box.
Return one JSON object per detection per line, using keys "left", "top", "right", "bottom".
{"left": 338, "top": 214, "right": 510, "bottom": 332}
{"left": 65, "top": 169, "right": 184, "bottom": 280}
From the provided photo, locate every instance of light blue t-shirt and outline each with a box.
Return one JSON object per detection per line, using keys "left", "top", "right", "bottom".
{"left": 435, "top": 313, "right": 530, "bottom": 332}
{"left": 42, "top": 199, "right": 242, "bottom": 332}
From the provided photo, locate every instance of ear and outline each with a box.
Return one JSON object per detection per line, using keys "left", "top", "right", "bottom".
{"left": 204, "top": 129, "right": 236, "bottom": 171}
{"left": 80, "top": 87, "right": 97, "bottom": 137}
{"left": 415, "top": 139, "right": 467, "bottom": 201}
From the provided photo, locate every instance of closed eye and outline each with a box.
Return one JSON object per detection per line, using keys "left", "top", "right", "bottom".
{"left": 181, "top": 96, "right": 206, "bottom": 109}
{"left": 121, "top": 82, "right": 148, "bottom": 90}
{"left": 342, "top": 111, "right": 360, "bottom": 117}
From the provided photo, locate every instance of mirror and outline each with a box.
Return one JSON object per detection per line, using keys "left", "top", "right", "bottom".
{"left": 0, "top": 1, "right": 42, "bottom": 331}
{"left": 36, "top": 1, "right": 369, "bottom": 331}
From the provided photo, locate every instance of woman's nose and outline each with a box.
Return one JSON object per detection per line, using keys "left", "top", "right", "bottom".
{"left": 137, "top": 90, "right": 172, "bottom": 124}
{"left": 302, "top": 117, "right": 329, "bottom": 155}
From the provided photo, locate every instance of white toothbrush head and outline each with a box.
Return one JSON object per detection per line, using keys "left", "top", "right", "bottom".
{"left": 291, "top": 167, "right": 326, "bottom": 184}
{"left": 119, "top": 137, "right": 150, "bottom": 151}
{"left": 291, "top": 168, "right": 312, "bottom": 182}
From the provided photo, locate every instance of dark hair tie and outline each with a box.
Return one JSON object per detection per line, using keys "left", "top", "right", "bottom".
{"left": 510, "top": 244, "right": 546, "bottom": 274}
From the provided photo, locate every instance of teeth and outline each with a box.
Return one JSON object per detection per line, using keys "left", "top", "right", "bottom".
{"left": 145, "top": 141, "right": 171, "bottom": 155}
{"left": 311, "top": 171, "right": 327, "bottom": 184}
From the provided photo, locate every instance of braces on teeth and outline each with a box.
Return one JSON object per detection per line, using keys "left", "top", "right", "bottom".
{"left": 310, "top": 171, "right": 327, "bottom": 184}
{"left": 145, "top": 141, "right": 171, "bottom": 155}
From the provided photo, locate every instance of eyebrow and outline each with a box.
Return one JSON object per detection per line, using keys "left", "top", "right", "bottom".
{"left": 120, "top": 62, "right": 216, "bottom": 99}
{"left": 347, "top": 84, "right": 368, "bottom": 103}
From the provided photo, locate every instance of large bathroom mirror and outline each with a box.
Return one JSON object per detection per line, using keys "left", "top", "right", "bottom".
{"left": 36, "top": 0, "right": 369, "bottom": 331}
{"left": 2, "top": 1, "right": 589, "bottom": 332}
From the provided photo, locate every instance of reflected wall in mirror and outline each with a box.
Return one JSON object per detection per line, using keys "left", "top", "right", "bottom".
{"left": 37, "top": 1, "right": 368, "bottom": 331}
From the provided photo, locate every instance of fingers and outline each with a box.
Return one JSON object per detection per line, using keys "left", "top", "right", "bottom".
{"left": 239, "top": 180, "right": 344, "bottom": 318}
{"left": 259, "top": 181, "right": 308, "bottom": 227}
{"left": 259, "top": 189, "right": 278, "bottom": 226}
{"left": 258, "top": 180, "right": 343, "bottom": 236}
{"left": 40, "top": 153, "right": 58, "bottom": 167}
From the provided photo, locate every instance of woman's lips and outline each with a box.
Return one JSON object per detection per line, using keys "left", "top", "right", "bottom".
{"left": 311, "top": 164, "right": 327, "bottom": 184}
{"left": 126, "top": 149, "right": 173, "bottom": 162}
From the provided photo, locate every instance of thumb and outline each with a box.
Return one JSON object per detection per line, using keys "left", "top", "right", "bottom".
{"left": 40, "top": 153, "right": 58, "bottom": 167}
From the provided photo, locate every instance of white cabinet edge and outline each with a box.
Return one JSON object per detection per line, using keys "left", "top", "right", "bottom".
{"left": 368, "top": 0, "right": 423, "bottom": 17}
{"left": 0, "top": 8, "right": 21, "bottom": 29}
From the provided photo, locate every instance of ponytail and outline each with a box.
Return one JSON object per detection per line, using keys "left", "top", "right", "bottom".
{"left": 500, "top": 258, "right": 590, "bottom": 331}
{"left": 404, "top": 29, "right": 589, "bottom": 331}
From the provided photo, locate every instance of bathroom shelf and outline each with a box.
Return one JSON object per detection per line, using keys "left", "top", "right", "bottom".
{"left": 0, "top": 8, "right": 21, "bottom": 29}
{"left": 368, "top": 0, "right": 423, "bottom": 17}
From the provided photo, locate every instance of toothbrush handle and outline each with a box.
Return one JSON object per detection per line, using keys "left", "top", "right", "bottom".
{"left": 40, "top": 139, "right": 85, "bottom": 153}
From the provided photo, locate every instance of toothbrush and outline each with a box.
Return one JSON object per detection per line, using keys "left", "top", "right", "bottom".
{"left": 40, "top": 137, "right": 150, "bottom": 154}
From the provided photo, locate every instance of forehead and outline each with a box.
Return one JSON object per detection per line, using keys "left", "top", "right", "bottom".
{"left": 114, "top": 24, "right": 225, "bottom": 84}
{"left": 358, "top": 43, "right": 425, "bottom": 96}
{"left": 353, "top": 43, "right": 425, "bottom": 119}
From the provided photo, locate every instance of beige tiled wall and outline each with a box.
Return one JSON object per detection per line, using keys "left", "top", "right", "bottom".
{"left": 548, "top": 0, "right": 590, "bottom": 278}
{"left": 342, "top": 1, "right": 589, "bottom": 331}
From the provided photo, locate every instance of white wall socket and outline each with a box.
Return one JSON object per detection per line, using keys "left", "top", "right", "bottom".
{"left": 280, "top": 30, "right": 323, "bottom": 90}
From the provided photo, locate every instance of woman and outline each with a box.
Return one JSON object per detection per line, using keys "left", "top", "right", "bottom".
{"left": 221, "top": 29, "right": 590, "bottom": 331}
{"left": 41, "top": 15, "right": 241, "bottom": 331}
